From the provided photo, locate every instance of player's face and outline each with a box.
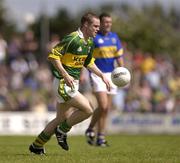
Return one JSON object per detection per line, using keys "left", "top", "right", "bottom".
{"left": 101, "top": 16, "right": 112, "bottom": 33}
{"left": 87, "top": 18, "right": 100, "bottom": 38}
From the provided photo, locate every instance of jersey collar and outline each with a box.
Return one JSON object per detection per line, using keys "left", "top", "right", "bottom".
{"left": 78, "top": 28, "right": 90, "bottom": 45}
{"left": 98, "top": 31, "right": 111, "bottom": 36}
{"left": 77, "top": 28, "right": 84, "bottom": 38}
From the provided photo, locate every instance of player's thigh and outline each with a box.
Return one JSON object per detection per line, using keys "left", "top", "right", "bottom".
{"left": 56, "top": 102, "right": 71, "bottom": 121}
{"left": 68, "top": 92, "right": 93, "bottom": 114}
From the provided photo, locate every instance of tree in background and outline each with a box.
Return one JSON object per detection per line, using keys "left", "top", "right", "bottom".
{"left": 31, "top": 8, "right": 77, "bottom": 39}
{"left": 0, "top": 0, "right": 16, "bottom": 39}
{"left": 7, "top": 2, "right": 180, "bottom": 68}
{"left": 108, "top": 3, "right": 180, "bottom": 67}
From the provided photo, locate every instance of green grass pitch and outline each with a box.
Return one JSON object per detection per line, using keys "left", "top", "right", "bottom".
{"left": 0, "top": 135, "right": 179, "bottom": 163}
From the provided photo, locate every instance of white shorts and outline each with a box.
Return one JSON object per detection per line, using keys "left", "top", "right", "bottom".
{"left": 90, "top": 72, "right": 117, "bottom": 94}
{"left": 53, "top": 78, "right": 79, "bottom": 103}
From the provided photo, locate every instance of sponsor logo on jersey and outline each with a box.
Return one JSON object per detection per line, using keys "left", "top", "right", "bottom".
{"left": 73, "top": 56, "right": 86, "bottom": 66}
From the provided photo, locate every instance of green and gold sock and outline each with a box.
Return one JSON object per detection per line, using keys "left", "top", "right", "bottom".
{"left": 58, "top": 120, "right": 72, "bottom": 133}
{"left": 33, "top": 131, "right": 51, "bottom": 147}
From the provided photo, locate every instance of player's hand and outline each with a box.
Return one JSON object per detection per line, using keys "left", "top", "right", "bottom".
{"left": 101, "top": 74, "right": 111, "bottom": 91}
{"left": 63, "top": 74, "right": 75, "bottom": 90}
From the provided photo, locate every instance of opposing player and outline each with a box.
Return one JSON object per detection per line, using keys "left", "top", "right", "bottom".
{"left": 29, "top": 12, "right": 110, "bottom": 155}
{"left": 85, "top": 13, "right": 124, "bottom": 146}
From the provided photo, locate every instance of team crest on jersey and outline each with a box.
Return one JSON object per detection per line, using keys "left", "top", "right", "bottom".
{"left": 77, "top": 46, "right": 82, "bottom": 52}
{"left": 98, "top": 38, "right": 104, "bottom": 44}
{"left": 111, "top": 38, "right": 117, "bottom": 44}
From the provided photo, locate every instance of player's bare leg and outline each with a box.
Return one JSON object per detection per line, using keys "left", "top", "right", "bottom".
{"left": 85, "top": 108, "right": 101, "bottom": 145}
{"left": 96, "top": 93, "right": 112, "bottom": 146}
{"left": 85, "top": 92, "right": 110, "bottom": 146}
{"left": 94, "top": 92, "right": 109, "bottom": 146}
{"left": 55, "top": 92, "right": 93, "bottom": 150}
{"left": 29, "top": 103, "right": 71, "bottom": 154}
{"left": 66, "top": 93, "right": 93, "bottom": 125}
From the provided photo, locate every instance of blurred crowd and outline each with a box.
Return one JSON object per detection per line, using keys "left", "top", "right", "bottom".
{"left": 113, "top": 45, "right": 180, "bottom": 114}
{"left": 0, "top": 31, "right": 57, "bottom": 112}
{"left": 0, "top": 31, "right": 179, "bottom": 113}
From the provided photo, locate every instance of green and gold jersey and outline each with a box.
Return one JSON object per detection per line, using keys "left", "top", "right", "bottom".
{"left": 48, "top": 29, "right": 95, "bottom": 80}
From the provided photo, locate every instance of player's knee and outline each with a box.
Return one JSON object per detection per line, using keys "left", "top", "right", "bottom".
{"left": 85, "top": 107, "right": 93, "bottom": 117}
{"left": 100, "top": 107, "right": 108, "bottom": 115}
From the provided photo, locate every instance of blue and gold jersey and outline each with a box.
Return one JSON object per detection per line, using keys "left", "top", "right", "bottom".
{"left": 93, "top": 31, "right": 123, "bottom": 72}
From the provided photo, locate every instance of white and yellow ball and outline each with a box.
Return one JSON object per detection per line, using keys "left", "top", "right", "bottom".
{"left": 111, "top": 67, "right": 131, "bottom": 87}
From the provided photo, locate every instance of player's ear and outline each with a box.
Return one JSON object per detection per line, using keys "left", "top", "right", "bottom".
{"left": 84, "top": 22, "right": 88, "bottom": 28}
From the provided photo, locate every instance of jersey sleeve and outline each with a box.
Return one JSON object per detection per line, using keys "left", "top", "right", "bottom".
{"left": 48, "top": 34, "right": 72, "bottom": 60}
{"left": 115, "top": 34, "right": 124, "bottom": 58}
{"left": 84, "top": 56, "right": 95, "bottom": 67}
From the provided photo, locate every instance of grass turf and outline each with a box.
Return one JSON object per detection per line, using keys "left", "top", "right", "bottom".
{"left": 0, "top": 135, "right": 179, "bottom": 163}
